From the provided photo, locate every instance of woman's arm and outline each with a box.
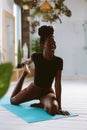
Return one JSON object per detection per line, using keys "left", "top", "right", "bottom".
{"left": 23, "top": 57, "right": 33, "bottom": 65}
{"left": 55, "top": 70, "right": 70, "bottom": 115}
{"left": 55, "top": 70, "right": 62, "bottom": 110}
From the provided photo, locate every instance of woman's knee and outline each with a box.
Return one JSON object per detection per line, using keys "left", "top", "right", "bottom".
{"left": 10, "top": 97, "right": 19, "bottom": 105}
{"left": 44, "top": 99, "right": 59, "bottom": 115}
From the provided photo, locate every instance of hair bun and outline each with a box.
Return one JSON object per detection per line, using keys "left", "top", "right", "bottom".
{"left": 38, "top": 25, "right": 54, "bottom": 37}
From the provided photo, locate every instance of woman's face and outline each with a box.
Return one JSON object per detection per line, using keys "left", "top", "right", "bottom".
{"left": 43, "top": 36, "right": 56, "bottom": 59}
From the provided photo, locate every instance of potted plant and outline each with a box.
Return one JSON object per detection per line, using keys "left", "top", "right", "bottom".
{"left": 17, "top": 40, "right": 24, "bottom": 68}
{"left": 0, "top": 50, "right": 1, "bottom": 64}
{"left": 0, "top": 62, "right": 13, "bottom": 98}
{"left": 31, "top": 37, "right": 43, "bottom": 53}
{"left": 28, "top": 37, "right": 42, "bottom": 77}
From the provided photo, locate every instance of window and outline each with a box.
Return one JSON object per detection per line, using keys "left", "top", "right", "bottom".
{"left": 13, "top": 3, "right": 21, "bottom": 66}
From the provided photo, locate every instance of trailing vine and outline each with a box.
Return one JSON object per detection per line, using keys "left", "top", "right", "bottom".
{"left": 21, "top": 0, "right": 72, "bottom": 33}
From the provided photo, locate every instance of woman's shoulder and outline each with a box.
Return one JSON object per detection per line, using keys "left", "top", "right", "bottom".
{"left": 54, "top": 55, "right": 63, "bottom": 62}
{"left": 31, "top": 53, "right": 42, "bottom": 60}
{"left": 54, "top": 56, "right": 63, "bottom": 70}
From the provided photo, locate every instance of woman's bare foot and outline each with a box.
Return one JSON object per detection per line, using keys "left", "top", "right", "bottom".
{"left": 24, "top": 64, "right": 31, "bottom": 75}
{"left": 30, "top": 103, "right": 44, "bottom": 108}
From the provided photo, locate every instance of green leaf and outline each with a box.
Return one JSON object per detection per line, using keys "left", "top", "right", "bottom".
{"left": 0, "top": 63, "right": 13, "bottom": 98}
{"left": 31, "top": 38, "right": 43, "bottom": 53}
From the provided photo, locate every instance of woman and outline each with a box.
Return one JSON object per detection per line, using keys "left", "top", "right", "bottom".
{"left": 10, "top": 25, "right": 69, "bottom": 115}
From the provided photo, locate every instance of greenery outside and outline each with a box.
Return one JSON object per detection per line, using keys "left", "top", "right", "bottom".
{"left": 31, "top": 37, "right": 43, "bottom": 53}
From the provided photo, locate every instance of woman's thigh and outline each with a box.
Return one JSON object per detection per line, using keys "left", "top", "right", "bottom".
{"left": 10, "top": 83, "right": 41, "bottom": 104}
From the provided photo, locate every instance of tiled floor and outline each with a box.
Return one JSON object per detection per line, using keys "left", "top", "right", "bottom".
{"left": 0, "top": 78, "right": 87, "bottom": 130}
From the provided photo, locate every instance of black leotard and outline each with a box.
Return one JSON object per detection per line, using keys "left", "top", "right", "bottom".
{"left": 31, "top": 53, "right": 63, "bottom": 88}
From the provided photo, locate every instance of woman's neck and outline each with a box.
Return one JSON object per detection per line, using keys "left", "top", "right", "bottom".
{"left": 43, "top": 51, "right": 53, "bottom": 61}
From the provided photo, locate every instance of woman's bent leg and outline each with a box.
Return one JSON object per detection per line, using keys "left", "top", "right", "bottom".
{"left": 40, "top": 93, "right": 59, "bottom": 115}
{"left": 10, "top": 83, "right": 41, "bottom": 105}
{"left": 10, "top": 70, "right": 27, "bottom": 104}
{"left": 10, "top": 71, "right": 27, "bottom": 98}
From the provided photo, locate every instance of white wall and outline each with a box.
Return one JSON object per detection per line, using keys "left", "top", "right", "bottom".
{"left": 53, "top": 0, "right": 87, "bottom": 77}
{"left": 0, "top": 0, "right": 87, "bottom": 77}
{"left": 0, "top": 0, "right": 14, "bottom": 63}
{"left": 31, "top": 0, "right": 87, "bottom": 78}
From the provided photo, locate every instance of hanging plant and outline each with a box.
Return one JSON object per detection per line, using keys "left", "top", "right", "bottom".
{"left": 21, "top": 0, "right": 72, "bottom": 33}
{"left": 31, "top": 0, "right": 71, "bottom": 23}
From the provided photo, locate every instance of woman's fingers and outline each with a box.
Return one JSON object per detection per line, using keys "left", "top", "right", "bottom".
{"left": 57, "top": 110, "right": 70, "bottom": 115}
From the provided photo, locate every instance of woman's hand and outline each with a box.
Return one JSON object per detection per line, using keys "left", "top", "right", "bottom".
{"left": 24, "top": 64, "right": 31, "bottom": 74}
{"left": 22, "top": 58, "right": 33, "bottom": 66}
{"left": 22, "top": 59, "right": 30, "bottom": 66}
{"left": 57, "top": 109, "right": 70, "bottom": 115}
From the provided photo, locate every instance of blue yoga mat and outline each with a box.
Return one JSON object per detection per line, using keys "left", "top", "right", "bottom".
{"left": 0, "top": 97, "right": 78, "bottom": 123}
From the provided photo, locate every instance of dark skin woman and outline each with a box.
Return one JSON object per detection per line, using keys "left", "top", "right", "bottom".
{"left": 10, "top": 25, "right": 70, "bottom": 115}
